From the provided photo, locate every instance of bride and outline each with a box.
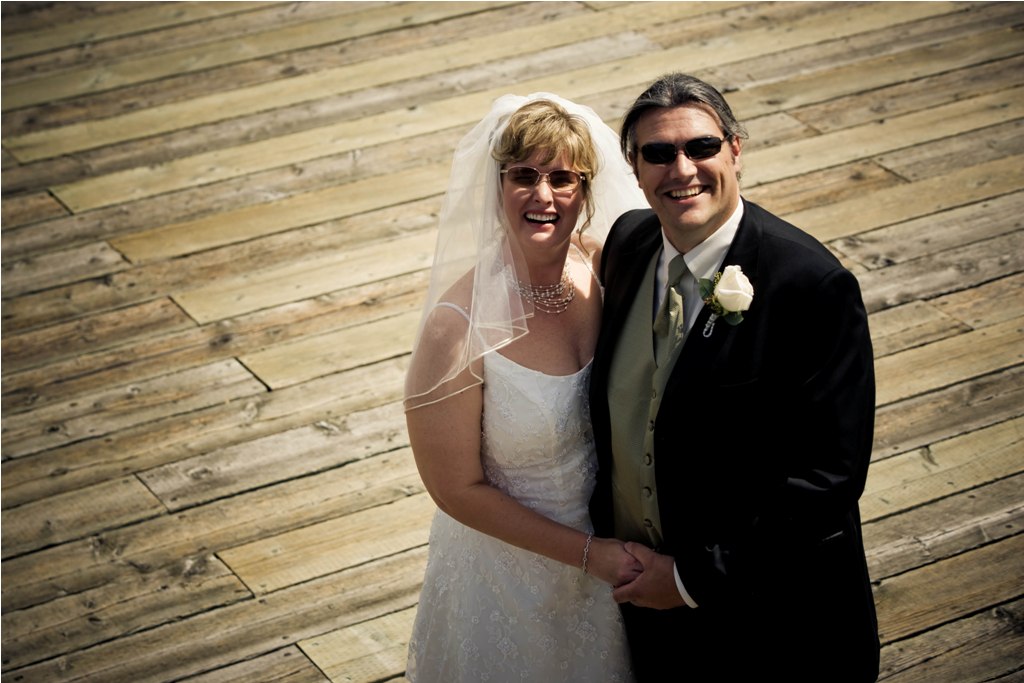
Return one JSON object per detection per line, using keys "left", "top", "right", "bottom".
{"left": 403, "top": 94, "right": 648, "bottom": 681}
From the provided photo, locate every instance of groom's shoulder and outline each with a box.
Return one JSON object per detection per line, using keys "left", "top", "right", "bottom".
{"left": 745, "top": 200, "right": 842, "bottom": 272}
{"left": 600, "top": 209, "right": 660, "bottom": 282}
{"left": 610, "top": 208, "right": 660, "bottom": 241}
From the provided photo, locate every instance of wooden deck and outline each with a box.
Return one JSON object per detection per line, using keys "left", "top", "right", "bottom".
{"left": 2, "top": 2, "right": 1022, "bottom": 681}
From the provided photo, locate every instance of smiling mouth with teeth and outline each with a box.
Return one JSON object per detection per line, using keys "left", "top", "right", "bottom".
{"left": 668, "top": 187, "right": 704, "bottom": 199}
{"left": 526, "top": 212, "right": 559, "bottom": 223}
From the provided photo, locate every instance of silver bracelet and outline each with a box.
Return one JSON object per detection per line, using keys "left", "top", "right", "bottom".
{"left": 582, "top": 533, "right": 594, "bottom": 574}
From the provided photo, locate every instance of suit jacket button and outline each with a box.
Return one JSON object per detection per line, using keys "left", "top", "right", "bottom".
{"left": 642, "top": 487, "right": 653, "bottom": 498}
{"left": 643, "top": 518, "right": 654, "bottom": 528}
{"left": 643, "top": 454, "right": 652, "bottom": 466}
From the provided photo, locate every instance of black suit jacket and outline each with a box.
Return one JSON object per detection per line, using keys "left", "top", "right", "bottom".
{"left": 590, "top": 201, "right": 880, "bottom": 682}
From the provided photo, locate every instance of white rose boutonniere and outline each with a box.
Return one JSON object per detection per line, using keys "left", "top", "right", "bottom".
{"left": 699, "top": 265, "right": 753, "bottom": 337}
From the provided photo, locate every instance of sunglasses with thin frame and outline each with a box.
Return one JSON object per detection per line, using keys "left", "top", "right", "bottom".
{"left": 640, "top": 136, "right": 725, "bottom": 165}
{"left": 500, "top": 166, "right": 585, "bottom": 193}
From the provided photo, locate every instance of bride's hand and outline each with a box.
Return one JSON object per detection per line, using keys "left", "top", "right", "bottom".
{"left": 586, "top": 537, "right": 644, "bottom": 587}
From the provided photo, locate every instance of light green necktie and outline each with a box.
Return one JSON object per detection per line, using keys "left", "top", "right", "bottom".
{"left": 653, "top": 255, "right": 687, "bottom": 367}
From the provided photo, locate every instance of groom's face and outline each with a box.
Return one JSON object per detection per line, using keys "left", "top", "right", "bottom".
{"left": 631, "top": 104, "right": 742, "bottom": 254}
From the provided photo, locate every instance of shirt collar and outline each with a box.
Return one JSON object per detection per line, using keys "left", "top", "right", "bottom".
{"left": 661, "top": 199, "right": 744, "bottom": 281}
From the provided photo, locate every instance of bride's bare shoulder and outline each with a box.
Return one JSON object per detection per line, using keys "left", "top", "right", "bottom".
{"left": 574, "top": 232, "right": 604, "bottom": 280}
{"left": 419, "top": 269, "right": 474, "bottom": 344}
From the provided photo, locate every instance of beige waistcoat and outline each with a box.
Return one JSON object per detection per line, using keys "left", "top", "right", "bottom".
{"left": 606, "top": 249, "right": 686, "bottom": 549}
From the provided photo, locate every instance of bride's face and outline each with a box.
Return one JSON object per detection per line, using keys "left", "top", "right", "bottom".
{"left": 500, "top": 148, "right": 584, "bottom": 262}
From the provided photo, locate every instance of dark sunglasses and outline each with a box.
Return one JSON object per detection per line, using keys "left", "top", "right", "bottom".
{"left": 640, "top": 136, "right": 725, "bottom": 164}
{"left": 500, "top": 166, "right": 585, "bottom": 193}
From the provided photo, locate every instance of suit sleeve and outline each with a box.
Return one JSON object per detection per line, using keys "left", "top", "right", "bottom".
{"left": 678, "top": 265, "right": 876, "bottom": 608}
{"left": 782, "top": 266, "right": 875, "bottom": 520}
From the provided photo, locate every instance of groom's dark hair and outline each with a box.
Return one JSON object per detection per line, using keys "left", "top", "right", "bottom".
{"left": 620, "top": 73, "right": 748, "bottom": 162}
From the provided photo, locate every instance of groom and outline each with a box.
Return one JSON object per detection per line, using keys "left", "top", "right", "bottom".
{"left": 589, "top": 73, "right": 880, "bottom": 681}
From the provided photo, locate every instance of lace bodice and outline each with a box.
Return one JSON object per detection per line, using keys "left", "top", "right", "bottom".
{"left": 481, "top": 351, "right": 596, "bottom": 525}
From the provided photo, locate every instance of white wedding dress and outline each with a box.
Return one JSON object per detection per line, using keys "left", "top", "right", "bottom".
{"left": 406, "top": 349, "right": 634, "bottom": 682}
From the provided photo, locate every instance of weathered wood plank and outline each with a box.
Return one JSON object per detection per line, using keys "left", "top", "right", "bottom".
{"left": 659, "top": 0, "right": 962, "bottom": 62}
{"left": 1, "top": 2, "right": 368, "bottom": 81}
{"left": 1, "top": 1, "right": 674, "bottom": 160}
{"left": 733, "top": 26, "right": 1024, "bottom": 124}
{"left": 1, "top": 357, "right": 408, "bottom": 511}
{"left": 0, "top": 2, "right": 153, "bottom": 35}
{"left": 2, "top": 444, "right": 422, "bottom": 613}
{"left": 833, "top": 190, "right": 1023, "bottom": 271}
{"left": 0, "top": 27, "right": 644, "bottom": 202}
{"left": 1, "top": 298, "right": 193, "bottom": 375}
{"left": 791, "top": 48, "right": 1024, "bottom": 134}
{"left": 1, "top": 241, "right": 130, "bottom": 298}
{"left": 1, "top": 110, "right": 459, "bottom": 259}
{"left": 48, "top": 2, "right": 958, "bottom": 211}
{"left": 172, "top": 230, "right": 434, "bottom": 323}
{"left": 110, "top": 166, "right": 445, "bottom": 264}
{"left": 874, "top": 316, "right": 1023, "bottom": 406}
{"left": 879, "top": 117, "right": 1024, "bottom": 183}
{"left": 743, "top": 88, "right": 1024, "bottom": 188}
{"left": 745, "top": 160, "right": 900, "bottom": 218}
{"left": 932, "top": 272, "right": 1024, "bottom": 330}
{"left": 0, "top": 2, "right": 271, "bottom": 61}
{"left": 0, "top": 191, "right": 67, "bottom": 228}
{"left": 874, "top": 534, "right": 1024, "bottom": 643}
{"left": 139, "top": 400, "right": 407, "bottom": 511}
{"left": 805, "top": 152, "right": 1024, "bottom": 257}
{"left": 177, "top": 647, "right": 329, "bottom": 683}
{"left": 860, "top": 230, "right": 1024, "bottom": 315}
{"left": 1, "top": 553, "right": 249, "bottom": 670}
{"left": 699, "top": 1, "right": 1023, "bottom": 103}
{"left": 862, "top": 417, "right": 1023, "bottom": 523}
{"left": 65, "top": 77, "right": 1019, "bottom": 225}
{"left": 0, "top": 547, "right": 427, "bottom": 683}
{"left": 1, "top": 476, "right": 165, "bottom": 559}
{"left": 0, "top": 146, "right": 17, "bottom": 169}
{"left": 240, "top": 310, "right": 419, "bottom": 390}
{"left": 0, "top": 271, "right": 426, "bottom": 416}
{"left": 3, "top": 0, "right": 981, "bottom": 191}
{"left": 1, "top": 359, "right": 266, "bottom": 459}
{"left": 646, "top": 0, "right": 963, "bottom": 53}
{"left": 868, "top": 301, "right": 969, "bottom": 360}
{"left": 873, "top": 364, "right": 1024, "bottom": 461}
{"left": 2, "top": 2, "right": 492, "bottom": 111}
{"left": 878, "top": 597, "right": 1024, "bottom": 683}
{"left": 220, "top": 492, "right": 433, "bottom": 595}
{"left": 1, "top": 189, "right": 442, "bottom": 335}
{"left": 0, "top": 2, "right": 586, "bottom": 139}
{"left": 299, "top": 607, "right": 416, "bottom": 683}
{"left": 864, "top": 473, "right": 1024, "bottom": 580}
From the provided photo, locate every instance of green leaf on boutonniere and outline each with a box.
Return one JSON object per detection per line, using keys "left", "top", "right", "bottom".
{"left": 699, "top": 274, "right": 726, "bottom": 318}
{"left": 722, "top": 311, "right": 744, "bottom": 325}
{"left": 698, "top": 277, "right": 715, "bottom": 301}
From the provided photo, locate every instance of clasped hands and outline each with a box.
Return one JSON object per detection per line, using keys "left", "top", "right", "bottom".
{"left": 588, "top": 538, "right": 688, "bottom": 610}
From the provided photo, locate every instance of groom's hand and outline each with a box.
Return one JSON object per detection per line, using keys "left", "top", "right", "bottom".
{"left": 612, "top": 542, "right": 688, "bottom": 609}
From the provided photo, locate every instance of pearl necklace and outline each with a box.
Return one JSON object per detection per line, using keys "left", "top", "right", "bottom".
{"left": 515, "top": 266, "right": 575, "bottom": 314}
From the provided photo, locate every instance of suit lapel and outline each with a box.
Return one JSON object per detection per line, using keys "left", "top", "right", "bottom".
{"left": 665, "top": 200, "right": 763, "bottom": 393}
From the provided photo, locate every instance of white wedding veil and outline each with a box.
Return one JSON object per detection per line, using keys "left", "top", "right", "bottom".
{"left": 403, "top": 92, "right": 646, "bottom": 410}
